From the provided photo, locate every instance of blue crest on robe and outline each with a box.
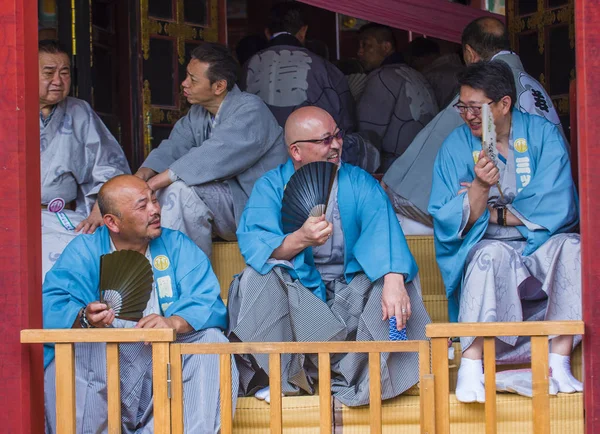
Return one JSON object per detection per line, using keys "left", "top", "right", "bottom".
{"left": 428, "top": 110, "right": 578, "bottom": 321}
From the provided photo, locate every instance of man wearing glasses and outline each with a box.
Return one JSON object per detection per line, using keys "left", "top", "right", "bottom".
{"left": 382, "top": 17, "right": 563, "bottom": 232}
{"left": 227, "top": 106, "right": 431, "bottom": 406}
{"left": 429, "top": 61, "right": 581, "bottom": 403}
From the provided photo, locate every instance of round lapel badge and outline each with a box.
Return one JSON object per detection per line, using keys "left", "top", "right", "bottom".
{"left": 153, "top": 255, "right": 170, "bottom": 271}
{"left": 48, "top": 198, "right": 66, "bottom": 213}
{"left": 514, "top": 138, "right": 528, "bottom": 153}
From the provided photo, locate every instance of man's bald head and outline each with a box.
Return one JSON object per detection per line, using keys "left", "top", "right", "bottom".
{"left": 98, "top": 175, "right": 149, "bottom": 217}
{"left": 284, "top": 107, "right": 342, "bottom": 168}
{"left": 461, "top": 17, "right": 510, "bottom": 62}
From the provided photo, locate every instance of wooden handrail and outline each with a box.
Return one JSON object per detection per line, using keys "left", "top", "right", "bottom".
{"left": 170, "top": 339, "right": 434, "bottom": 434}
{"left": 426, "top": 320, "right": 584, "bottom": 434}
{"left": 426, "top": 320, "right": 584, "bottom": 338}
{"left": 20, "top": 328, "right": 176, "bottom": 343}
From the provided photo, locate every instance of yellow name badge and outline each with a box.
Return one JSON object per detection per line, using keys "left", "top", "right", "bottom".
{"left": 514, "top": 138, "right": 528, "bottom": 153}
{"left": 153, "top": 255, "right": 170, "bottom": 271}
{"left": 472, "top": 151, "right": 480, "bottom": 163}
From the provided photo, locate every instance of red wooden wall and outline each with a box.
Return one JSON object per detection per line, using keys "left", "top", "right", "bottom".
{"left": 576, "top": 2, "right": 600, "bottom": 433}
{"left": 0, "top": 0, "right": 44, "bottom": 432}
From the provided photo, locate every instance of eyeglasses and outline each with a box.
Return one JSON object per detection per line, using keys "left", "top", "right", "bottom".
{"left": 290, "top": 129, "right": 344, "bottom": 146}
{"left": 452, "top": 101, "right": 495, "bottom": 116}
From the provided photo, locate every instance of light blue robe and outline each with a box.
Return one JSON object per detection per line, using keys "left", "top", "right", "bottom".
{"left": 236, "top": 159, "right": 418, "bottom": 301}
{"left": 428, "top": 110, "right": 578, "bottom": 321}
{"left": 43, "top": 226, "right": 227, "bottom": 368}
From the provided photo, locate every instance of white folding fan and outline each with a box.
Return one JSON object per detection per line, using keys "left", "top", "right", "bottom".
{"left": 482, "top": 103, "right": 505, "bottom": 200}
{"left": 281, "top": 161, "right": 338, "bottom": 234}
{"left": 99, "top": 250, "right": 154, "bottom": 321}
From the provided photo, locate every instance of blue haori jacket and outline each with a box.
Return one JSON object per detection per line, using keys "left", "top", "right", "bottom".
{"left": 236, "top": 159, "right": 418, "bottom": 301}
{"left": 42, "top": 226, "right": 227, "bottom": 368}
{"left": 428, "top": 109, "right": 579, "bottom": 322}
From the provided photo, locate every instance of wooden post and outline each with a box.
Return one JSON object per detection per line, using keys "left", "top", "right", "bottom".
{"left": 318, "top": 353, "right": 332, "bottom": 433}
{"left": 54, "top": 344, "right": 76, "bottom": 434}
{"left": 483, "top": 337, "right": 497, "bottom": 434}
{"left": 152, "top": 342, "right": 171, "bottom": 434}
{"left": 106, "top": 343, "right": 121, "bottom": 434}
{"left": 0, "top": 0, "right": 44, "bottom": 432}
{"left": 431, "top": 337, "right": 450, "bottom": 434}
{"left": 368, "top": 352, "right": 382, "bottom": 434}
{"left": 220, "top": 354, "right": 233, "bottom": 434}
{"left": 575, "top": 1, "right": 600, "bottom": 433}
{"left": 531, "top": 336, "right": 550, "bottom": 434}
{"left": 169, "top": 344, "right": 184, "bottom": 434}
{"left": 269, "top": 353, "right": 283, "bottom": 434}
{"left": 421, "top": 374, "right": 436, "bottom": 434}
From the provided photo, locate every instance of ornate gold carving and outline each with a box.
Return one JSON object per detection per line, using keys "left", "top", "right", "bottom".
{"left": 556, "top": 0, "right": 575, "bottom": 49}
{"left": 539, "top": 73, "right": 546, "bottom": 87}
{"left": 553, "top": 96, "right": 570, "bottom": 115}
{"left": 163, "top": 3, "right": 198, "bottom": 65}
{"left": 141, "top": 0, "right": 163, "bottom": 60}
{"left": 142, "top": 80, "right": 166, "bottom": 156}
{"left": 507, "top": 0, "right": 525, "bottom": 50}
{"left": 166, "top": 110, "right": 182, "bottom": 124}
{"left": 202, "top": 1, "right": 219, "bottom": 42}
{"left": 528, "top": 0, "right": 555, "bottom": 54}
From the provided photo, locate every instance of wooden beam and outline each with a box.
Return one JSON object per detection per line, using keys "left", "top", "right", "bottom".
{"left": 431, "top": 337, "right": 449, "bottom": 434}
{"left": 21, "top": 328, "right": 176, "bottom": 343}
{"left": 575, "top": 2, "right": 600, "bottom": 433}
{"left": 426, "top": 321, "right": 584, "bottom": 338}
{"left": 318, "top": 353, "right": 332, "bottom": 433}
{"left": 106, "top": 343, "right": 121, "bottom": 434}
{"left": 0, "top": 0, "right": 44, "bottom": 431}
{"left": 369, "top": 353, "right": 382, "bottom": 434}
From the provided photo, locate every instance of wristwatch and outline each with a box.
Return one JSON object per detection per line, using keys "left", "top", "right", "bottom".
{"left": 79, "top": 307, "right": 92, "bottom": 328}
{"left": 496, "top": 206, "right": 507, "bottom": 226}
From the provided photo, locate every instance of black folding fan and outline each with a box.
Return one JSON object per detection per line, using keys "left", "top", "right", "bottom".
{"left": 281, "top": 161, "right": 338, "bottom": 233}
{"left": 99, "top": 250, "right": 154, "bottom": 321}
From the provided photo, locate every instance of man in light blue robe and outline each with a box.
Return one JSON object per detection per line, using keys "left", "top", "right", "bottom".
{"left": 43, "top": 175, "right": 238, "bottom": 434}
{"left": 227, "top": 107, "right": 431, "bottom": 407}
{"left": 383, "top": 17, "right": 565, "bottom": 231}
{"left": 136, "top": 43, "right": 287, "bottom": 257}
{"left": 428, "top": 61, "right": 581, "bottom": 404}
{"left": 39, "top": 40, "right": 131, "bottom": 279}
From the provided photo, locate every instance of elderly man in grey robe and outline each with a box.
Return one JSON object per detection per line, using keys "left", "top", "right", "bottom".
{"left": 136, "top": 43, "right": 287, "bottom": 257}
{"left": 39, "top": 40, "right": 131, "bottom": 279}
{"left": 357, "top": 23, "right": 439, "bottom": 174}
{"left": 383, "top": 17, "right": 565, "bottom": 232}
{"left": 240, "top": 3, "right": 380, "bottom": 172}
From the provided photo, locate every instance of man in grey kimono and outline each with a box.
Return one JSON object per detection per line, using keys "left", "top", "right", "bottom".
{"left": 136, "top": 43, "right": 287, "bottom": 257}
{"left": 39, "top": 40, "right": 131, "bottom": 279}
{"left": 357, "top": 23, "right": 439, "bottom": 173}
{"left": 383, "top": 17, "right": 564, "bottom": 229}
{"left": 240, "top": 3, "right": 379, "bottom": 172}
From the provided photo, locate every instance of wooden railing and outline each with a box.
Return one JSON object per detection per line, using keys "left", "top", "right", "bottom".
{"left": 20, "top": 329, "right": 176, "bottom": 434}
{"left": 426, "top": 320, "right": 584, "bottom": 434}
{"left": 169, "top": 340, "right": 434, "bottom": 434}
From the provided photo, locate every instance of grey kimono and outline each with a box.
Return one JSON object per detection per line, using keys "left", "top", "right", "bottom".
{"left": 41, "top": 96, "right": 130, "bottom": 278}
{"left": 383, "top": 51, "right": 565, "bottom": 220}
{"left": 141, "top": 85, "right": 287, "bottom": 257}
{"left": 357, "top": 63, "right": 439, "bottom": 172}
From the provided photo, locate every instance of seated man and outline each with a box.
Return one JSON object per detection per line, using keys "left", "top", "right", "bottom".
{"left": 428, "top": 61, "right": 581, "bottom": 404}
{"left": 39, "top": 40, "right": 131, "bottom": 278}
{"left": 43, "top": 175, "right": 238, "bottom": 433}
{"left": 357, "top": 23, "right": 439, "bottom": 172}
{"left": 227, "top": 106, "right": 431, "bottom": 406}
{"left": 136, "top": 42, "right": 287, "bottom": 257}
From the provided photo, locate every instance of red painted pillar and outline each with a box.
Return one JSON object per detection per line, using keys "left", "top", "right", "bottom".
{"left": 0, "top": 0, "right": 44, "bottom": 432}
{"left": 576, "top": 1, "right": 600, "bottom": 433}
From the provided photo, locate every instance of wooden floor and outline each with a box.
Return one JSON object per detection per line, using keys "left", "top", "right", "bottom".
{"left": 211, "top": 238, "right": 584, "bottom": 433}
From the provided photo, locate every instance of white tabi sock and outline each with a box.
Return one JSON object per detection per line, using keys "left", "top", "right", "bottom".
{"left": 456, "top": 357, "right": 485, "bottom": 403}
{"left": 549, "top": 353, "right": 583, "bottom": 393}
{"left": 254, "top": 386, "right": 271, "bottom": 402}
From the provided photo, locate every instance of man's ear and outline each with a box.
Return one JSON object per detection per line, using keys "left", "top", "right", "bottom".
{"left": 463, "top": 44, "right": 479, "bottom": 65}
{"left": 382, "top": 41, "right": 394, "bottom": 56}
{"left": 289, "top": 144, "right": 302, "bottom": 163}
{"left": 500, "top": 95, "right": 512, "bottom": 115}
{"left": 103, "top": 214, "right": 120, "bottom": 233}
{"left": 213, "top": 79, "right": 228, "bottom": 96}
{"left": 296, "top": 25, "right": 308, "bottom": 45}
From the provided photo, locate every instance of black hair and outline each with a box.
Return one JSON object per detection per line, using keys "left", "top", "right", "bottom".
{"left": 268, "top": 3, "right": 306, "bottom": 35}
{"left": 190, "top": 43, "right": 239, "bottom": 91}
{"left": 235, "top": 34, "right": 268, "bottom": 66}
{"left": 457, "top": 61, "right": 516, "bottom": 109}
{"left": 407, "top": 37, "right": 440, "bottom": 58}
{"left": 357, "top": 23, "right": 397, "bottom": 51}
{"left": 39, "top": 39, "right": 70, "bottom": 56}
{"left": 461, "top": 17, "right": 510, "bottom": 61}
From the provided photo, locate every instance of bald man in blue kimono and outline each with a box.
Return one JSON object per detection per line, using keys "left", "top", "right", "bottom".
{"left": 227, "top": 106, "right": 431, "bottom": 407}
{"left": 43, "top": 175, "right": 238, "bottom": 434}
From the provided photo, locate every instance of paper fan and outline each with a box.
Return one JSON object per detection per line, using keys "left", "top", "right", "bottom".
{"left": 99, "top": 250, "right": 154, "bottom": 321}
{"left": 281, "top": 161, "right": 338, "bottom": 233}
